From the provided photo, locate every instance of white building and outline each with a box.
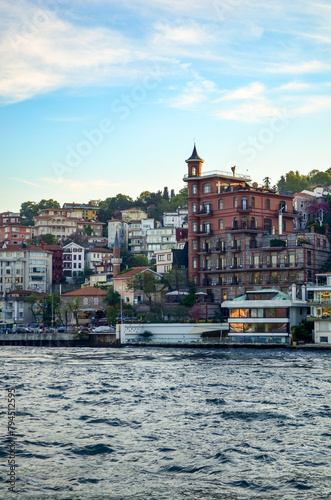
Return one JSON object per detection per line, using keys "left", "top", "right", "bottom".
{"left": 63, "top": 242, "right": 85, "bottom": 282}
{"left": 222, "top": 287, "right": 307, "bottom": 344}
{"left": 154, "top": 249, "right": 173, "bottom": 274}
{"left": 146, "top": 227, "right": 177, "bottom": 261}
{"left": 0, "top": 244, "right": 52, "bottom": 293}
{"left": 163, "top": 208, "right": 188, "bottom": 228}
{"left": 307, "top": 273, "right": 331, "bottom": 344}
{"left": 85, "top": 247, "right": 112, "bottom": 271}
{"left": 108, "top": 220, "right": 128, "bottom": 249}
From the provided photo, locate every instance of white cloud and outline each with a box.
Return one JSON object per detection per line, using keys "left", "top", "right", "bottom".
{"left": 267, "top": 60, "right": 329, "bottom": 74}
{"left": 277, "top": 81, "right": 310, "bottom": 91}
{"left": 220, "top": 82, "right": 265, "bottom": 101}
{"left": 217, "top": 102, "right": 281, "bottom": 122}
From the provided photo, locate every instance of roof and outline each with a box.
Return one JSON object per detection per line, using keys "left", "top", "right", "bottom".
{"left": 113, "top": 266, "right": 151, "bottom": 279}
{"left": 231, "top": 289, "right": 292, "bottom": 301}
{"left": 61, "top": 286, "right": 107, "bottom": 297}
{"left": 86, "top": 247, "right": 111, "bottom": 253}
{"left": 185, "top": 144, "right": 204, "bottom": 163}
{"left": 0, "top": 244, "right": 52, "bottom": 253}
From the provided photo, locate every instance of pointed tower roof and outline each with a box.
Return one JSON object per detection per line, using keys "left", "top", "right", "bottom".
{"left": 114, "top": 230, "right": 119, "bottom": 249}
{"left": 185, "top": 144, "right": 204, "bottom": 163}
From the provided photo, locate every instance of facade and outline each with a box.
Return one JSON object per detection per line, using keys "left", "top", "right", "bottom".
{"left": 184, "top": 146, "right": 331, "bottom": 302}
{"left": 112, "top": 267, "right": 162, "bottom": 305}
{"left": 163, "top": 208, "right": 188, "bottom": 228}
{"left": 85, "top": 247, "right": 113, "bottom": 274}
{"left": 62, "top": 203, "right": 100, "bottom": 220}
{"left": 0, "top": 212, "right": 21, "bottom": 225}
{"left": 128, "top": 218, "right": 157, "bottom": 255}
{"left": 0, "top": 244, "right": 52, "bottom": 293}
{"left": 0, "top": 224, "right": 33, "bottom": 244}
{"left": 145, "top": 227, "right": 177, "bottom": 261}
{"left": 222, "top": 288, "right": 307, "bottom": 344}
{"left": 44, "top": 244, "right": 64, "bottom": 284}
{"left": 61, "top": 286, "right": 107, "bottom": 325}
{"left": 62, "top": 242, "right": 85, "bottom": 281}
{"left": 155, "top": 244, "right": 188, "bottom": 274}
{"left": 34, "top": 208, "right": 102, "bottom": 241}
{"left": 307, "top": 273, "right": 331, "bottom": 344}
{"left": 108, "top": 220, "right": 128, "bottom": 249}
{"left": 1, "top": 290, "right": 46, "bottom": 326}
{"left": 121, "top": 208, "right": 147, "bottom": 222}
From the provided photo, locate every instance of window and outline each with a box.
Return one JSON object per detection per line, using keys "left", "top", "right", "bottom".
{"left": 320, "top": 336, "right": 329, "bottom": 342}
{"left": 192, "top": 166, "right": 197, "bottom": 175}
{"left": 219, "top": 199, "right": 223, "bottom": 210}
{"left": 83, "top": 298, "right": 88, "bottom": 305}
{"left": 203, "top": 183, "right": 211, "bottom": 193}
{"left": 219, "top": 219, "right": 224, "bottom": 230}
{"left": 251, "top": 197, "right": 255, "bottom": 208}
{"left": 234, "top": 197, "right": 238, "bottom": 208}
{"left": 192, "top": 202, "right": 197, "bottom": 213}
{"left": 203, "top": 202, "right": 212, "bottom": 214}
{"left": 192, "top": 184, "right": 197, "bottom": 194}
{"left": 193, "top": 257, "right": 197, "bottom": 269}
{"left": 241, "top": 217, "right": 248, "bottom": 229}
{"left": 264, "top": 218, "right": 272, "bottom": 233}
{"left": 241, "top": 197, "right": 247, "bottom": 209}
{"left": 192, "top": 240, "right": 197, "bottom": 250}
{"left": 203, "top": 222, "right": 212, "bottom": 233}
{"left": 251, "top": 217, "right": 256, "bottom": 229}
{"left": 193, "top": 222, "right": 197, "bottom": 232}
{"left": 265, "top": 199, "right": 270, "bottom": 210}
{"left": 233, "top": 218, "right": 238, "bottom": 230}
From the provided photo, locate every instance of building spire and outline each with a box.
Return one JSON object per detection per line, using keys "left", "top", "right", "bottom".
{"left": 111, "top": 230, "right": 122, "bottom": 277}
{"left": 185, "top": 143, "right": 204, "bottom": 163}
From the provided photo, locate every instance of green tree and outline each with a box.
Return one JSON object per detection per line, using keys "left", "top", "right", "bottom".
{"left": 20, "top": 201, "right": 38, "bottom": 224}
{"left": 131, "top": 254, "right": 149, "bottom": 267}
{"left": 38, "top": 199, "right": 60, "bottom": 210}
{"left": 263, "top": 177, "right": 271, "bottom": 189}
{"left": 104, "top": 286, "right": 121, "bottom": 307}
{"left": 67, "top": 298, "right": 81, "bottom": 327}
{"left": 309, "top": 171, "right": 331, "bottom": 186}
{"left": 126, "top": 270, "right": 161, "bottom": 304}
{"left": 277, "top": 171, "right": 309, "bottom": 194}
{"left": 84, "top": 225, "right": 93, "bottom": 236}
{"left": 33, "top": 233, "right": 59, "bottom": 245}
{"left": 106, "top": 306, "right": 118, "bottom": 326}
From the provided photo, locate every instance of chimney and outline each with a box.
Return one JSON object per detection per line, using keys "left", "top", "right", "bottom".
{"left": 41, "top": 240, "right": 46, "bottom": 249}
{"left": 291, "top": 283, "right": 297, "bottom": 301}
{"left": 310, "top": 226, "right": 315, "bottom": 233}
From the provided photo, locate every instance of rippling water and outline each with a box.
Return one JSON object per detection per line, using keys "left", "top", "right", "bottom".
{"left": 1, "top": 346, "right": 331, "bottom": 499}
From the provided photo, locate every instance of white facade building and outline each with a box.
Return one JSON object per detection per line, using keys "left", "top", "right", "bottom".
{"left": 145, "top": 227, "right": 177, "bottom": 261}
{"left": 163, "top": 208, "right": 188, "bottom": 228}
{"left": 307, "top": 273, "right": 331, "bottom": 344}
{"left": 63, "top": 242, "right": 85, "bottom": 282}
{"left": 108, "top": 220, "right": 128, "bottom": 249}
{"left": 222, "top": 288, "right": 307, "bottom": 344}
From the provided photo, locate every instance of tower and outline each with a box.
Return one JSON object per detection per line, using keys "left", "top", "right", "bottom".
{"left": 185, "top": 143, "right": 204, "bottom": 178}
{"left": 111, "top": 231, "right": 122, "bottom": 277}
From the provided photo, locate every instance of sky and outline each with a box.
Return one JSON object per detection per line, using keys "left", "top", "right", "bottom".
{"left": 1, "top": 0, "right": 331, "bottom": 212}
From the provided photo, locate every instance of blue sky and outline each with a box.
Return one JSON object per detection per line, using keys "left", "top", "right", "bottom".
{"left": 1, "top": 0, "right": 331, "bottom": 212}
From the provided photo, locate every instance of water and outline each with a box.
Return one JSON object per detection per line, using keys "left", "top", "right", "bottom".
{"left": 1, "top": 346, "right": 331, "bottom": 499}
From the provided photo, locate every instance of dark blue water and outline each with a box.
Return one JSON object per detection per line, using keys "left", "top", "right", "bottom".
{"left": 1, "top": 346, "right": 331, "bottom": 499}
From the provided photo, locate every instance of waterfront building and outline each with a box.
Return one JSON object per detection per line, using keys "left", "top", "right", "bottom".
{"left": 1, "top": 289, "right": 46, "bottom": 326}
{"left": 222, "top": 287, "right": 308, "bottom": 344}
{"left": 0, "top": 244, "right": 52, "bottom": 293}
{"left": 307, "top": 273, "right": 331, "bottom": 344}
{"left": 113, "top": 267, "right": 162, "bottom": 306}
{"left": 60, "top": 286, "right": 107, "bottom": 326}
{"left": 183, "top": 146, "right": 331, "bottom": 302}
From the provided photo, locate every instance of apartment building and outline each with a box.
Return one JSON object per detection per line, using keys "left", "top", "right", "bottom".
{"left": 62, "top": 203, "right": 100, "bottom": 220}
{"left": 62, "top": 242, "right": 85, "bottom": 281}
{"left": 145, "top": 227, "right": 177, "bottom": 261}
{"left": 34, "top": 208, "right": 103, "bottom": 241}
{"left": 163, "top": 208, "right": 188, "bottom": 228}
{"left": 0, "top": 244, "right": 52, "bottom": 293}
{"left": 108, "top": 220, "right": 128, "bottom": 249}
{"left": 121, "top": 208, "right": 147, "bottom": 222}
{"left": 0, "top": 224, "right": 33, "bottom": 244}
{"left": 184, "top": 146, "right": 331, "bottom": 302}
{"left": 306, "top": 273, "right": 331, "bottom": 344}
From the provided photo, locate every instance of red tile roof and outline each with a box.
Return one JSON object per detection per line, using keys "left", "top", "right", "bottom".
{"left": 61, "top": 286, "right": 107, "bottom": 297}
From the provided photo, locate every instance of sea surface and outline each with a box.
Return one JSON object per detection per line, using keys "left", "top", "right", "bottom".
{"left": 1, "top": 346, "right": 331, "bottom": 499}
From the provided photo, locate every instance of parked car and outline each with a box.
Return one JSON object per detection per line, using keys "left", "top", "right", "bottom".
{"left": 28, "top": 323, "right": 43, "bottom": 333}
{"left": 13, "top": 327, "right": 31, "bottom": 334}
{"left": 57, "top": 327, "right": 66, "bottom": 333}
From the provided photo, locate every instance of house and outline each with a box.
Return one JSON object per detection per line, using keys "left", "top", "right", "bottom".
{"left": 0, "top": 212, "right": 21, "bottom": 225}
{"left": 307, "top": 273, "right": 331, "bottom": 344}
{"left": 184, "top": 145, "right": 331, "bottom": 302}
{"left": 0, "top": 224, "right": 34, "bottom": 244}
{"left": 108, "top": 220, "right": 128, "bottom": 249}
{"left": 43, "top": 244, "right": 64, "bottom": 284}
{"left": 112, "top": 267, "right": 163, "bottom": 306}
{"left": 62, "top": 242, "right": 85, "bottom": 282}
{"left": 222, "top": 287, "right": 308, "bottom": 344}
{"left": 62, "top": 203, "right": 100, "bottom": 221}
{"left": 155, "top": 243, "right": 188, "bottom": 274}
{"left": 60, "top": 286, "right": 107, "bottom": 326}
{"left": 163, "top": 207, "right": 188, "bottom": 228}
{"left": 1, "top": 290, "right": 47, "bottom": 327}
{"left": 121, "top": 208, "right": 147, "bottom": 222}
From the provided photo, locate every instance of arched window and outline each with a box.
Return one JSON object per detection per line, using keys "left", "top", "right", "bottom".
{"left": 192, "top": 166, "right": 197, "bottom": 176}
{"left": 280, "top": 201, "right": 287, "bottom": 212}
{"left": 265, "top": 198, "right": 270, "bottom": 210}
{"left": 241, "top": 217, "right": 248, "bottom": 229}
{"left": 94, "top": 298, "right": 99, "bottom": 305}
{"left": 192, "top": 184, "right": 197, "bottom": 194}
{"left": 193, "top": 222, "right": 197, "bottom": 232}
{"left": 241, "top": 197, "right": 247, "bottom": 209}
{"left": 251, "top": 217, "right": 256, "bottom": 229}
{"left": 234, "top": 197, "right": 238, "bottom": 208}
{"left": 203, "top": 222, "right": 212, "bottom": 234}
{"left": 233, "top": 217, "right": 238, "bottom": 230}
{"left": 251, "top": 196, "right": 255, "bottom": 208}
{"left": 203, "top": 202, "right": 212, "bottom": 214}
{"left": 219, "top": 219, "right": 224, "bottom": 230}
{"left": 203, "top": 183, "right": 211, "bottom": 193}
{"left": 192, "top": 202, "right": 197, "bottom": 213}
{"left": 219, "top": 199, "right": 223, "bottom": 210}
{"left": 83, "top": 297, "right": 88, "bottom": 305}
{"left": 264, "top": 218, "right": 272, "bottom": 233}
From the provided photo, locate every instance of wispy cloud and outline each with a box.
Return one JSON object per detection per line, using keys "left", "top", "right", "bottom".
{"left": 10, "top": 177, "right": 43, "bottom": 187}
{"left": 266, "top": 60, "right": 329, "bottom": 74}
{"left": 220, "top": 82, "right": 265, "bottom": 101}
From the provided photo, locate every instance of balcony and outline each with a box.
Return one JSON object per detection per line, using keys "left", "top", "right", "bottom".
{"left": 197, "top": 229, "right": 213, "bottom": 236}
{"left": 197, "top": 209, "right": 213, "bottom": 216}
